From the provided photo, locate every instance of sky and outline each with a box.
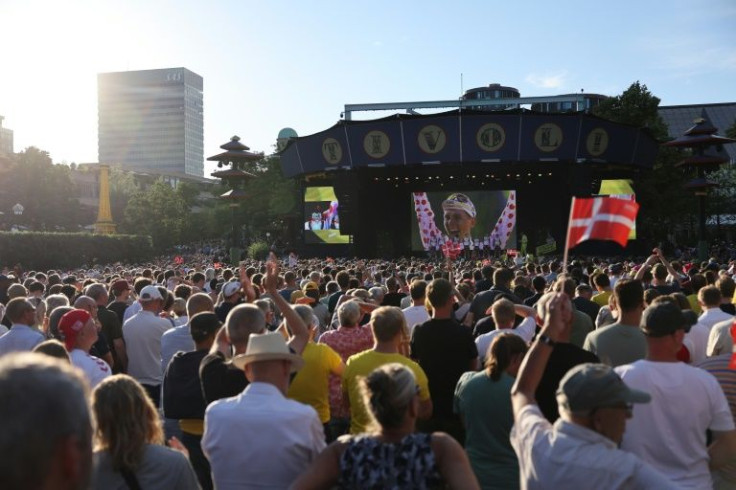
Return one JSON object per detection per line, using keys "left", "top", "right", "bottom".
{"left": 1, "top": 0, "right": 735, "bottom": 176}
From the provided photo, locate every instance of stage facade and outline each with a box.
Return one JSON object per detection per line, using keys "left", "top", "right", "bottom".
{"left": 279, "top": 110, "right": 659, "bottom": 258}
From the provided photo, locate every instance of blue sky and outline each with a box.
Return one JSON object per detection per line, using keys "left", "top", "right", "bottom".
{"left": 1, "top": 0, "right": 734, "bottom": 173}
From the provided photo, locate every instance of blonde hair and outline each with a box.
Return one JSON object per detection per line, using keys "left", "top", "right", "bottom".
{"left": 92, "top": 375, "right": 163, "bottom": 471}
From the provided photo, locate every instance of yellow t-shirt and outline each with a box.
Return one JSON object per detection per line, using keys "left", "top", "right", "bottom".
{"left": 687, "top": 294, "right": 703, "bottom": 315}
{"left": 342, "top": 350, "right": 430, "bottom": 435}
{"left": 592, "top": 290, "right": 612, "bottom": 307}
{"left": 287, "top": 342, "right": 343, "bottom": 423}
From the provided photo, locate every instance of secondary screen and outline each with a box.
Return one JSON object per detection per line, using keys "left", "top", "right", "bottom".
{"left": 599, "top": 179, "right": 636, "bottom": 239}
{"left": 411, "top": 190, "right": 517, "bottom": 251}
{"left": 304, "top": 186, "right": 351, "bottom": 244}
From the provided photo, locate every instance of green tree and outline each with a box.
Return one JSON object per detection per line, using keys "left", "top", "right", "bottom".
{"left": 122, "top": 178, "right": 187, "bottom": 249}
{"left": 0, "top": 147, "right": 82, "bottom": 231}
{"left": 593, "top": 82, "right": 694, "bottom": 244}
{"left": 726, "top": 119, "right": 736, "bottom": 139}
{"left": 214, "top": 154, "right": 299, "bottom": 244}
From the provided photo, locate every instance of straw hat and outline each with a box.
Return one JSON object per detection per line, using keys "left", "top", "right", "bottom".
{"left": 232, "top": 332, "right": 305, "bottom": 372}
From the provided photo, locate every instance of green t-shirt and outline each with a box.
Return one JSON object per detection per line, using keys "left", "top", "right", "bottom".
{"left": 454, "top": 370, "right": 519, "bottom": 490}
{"left": 583, "top": 322, "right": 647, "bottom": 367}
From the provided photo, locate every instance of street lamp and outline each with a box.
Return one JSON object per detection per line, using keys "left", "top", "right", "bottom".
{"left": 12, "top": 203, "right": 24, "bottom": 216}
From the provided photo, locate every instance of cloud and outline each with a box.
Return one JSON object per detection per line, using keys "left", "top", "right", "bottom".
{"left": 525, "top": 71, "right": 568, "bottom": 89}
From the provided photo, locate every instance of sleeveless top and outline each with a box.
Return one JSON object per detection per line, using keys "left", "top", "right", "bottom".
{"left": 338, "top": 433, "right": 443, "bottom": 489}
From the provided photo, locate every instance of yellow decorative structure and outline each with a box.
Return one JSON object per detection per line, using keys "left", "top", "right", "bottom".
{"left": 94, "top": 165, "right": 116, "bottom": 234}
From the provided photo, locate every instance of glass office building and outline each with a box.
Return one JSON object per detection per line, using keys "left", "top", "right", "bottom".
{"left": 98, "top": 68, "right": 204, "bottom": 177}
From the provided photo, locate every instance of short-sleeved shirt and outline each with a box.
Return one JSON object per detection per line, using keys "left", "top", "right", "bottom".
{"left": 342, "top": 350, "right": 430, "bottom": 434}
{"left": 616, "top": 360, "right": 735, "bottom": 489}
{"left": 454, "top": 371, "right": 518, "bottom": 489}
{"left": 319, "top": 325, "right": 374, "bottom": 419}
{"left": 511, "top": 405, "right": 677, "bottom": 489}
{"left": 535, "top": 342, "right": 599, "bottom": 423}
{"left": 70, "top": 348, "right": 111, "bottom": 388}
{"left": 591, "top": 290, "right": 611, "bottom": 307}
{"left": 583, "top": 322, "right": 646, "bottom": 368}
{"left": 287, "top": 342, "right": 343, "bottom": 423}
{"left": 199, "top": 351, "right": 249, "bottom": 405}
{"left": 475, "top": 317, "right": 536, "bottom": 363}
{"left": 410, "top": 318, "right": 477, "bottom": 418}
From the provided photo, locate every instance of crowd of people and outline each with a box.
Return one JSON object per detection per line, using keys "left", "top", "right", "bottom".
{"left": 2, "top": 245, "right": 736, "bottom": 489}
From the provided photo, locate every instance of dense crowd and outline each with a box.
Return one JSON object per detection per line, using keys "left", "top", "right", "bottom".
{"left": 2, "top": 246, "right": 736, "bottom": 489}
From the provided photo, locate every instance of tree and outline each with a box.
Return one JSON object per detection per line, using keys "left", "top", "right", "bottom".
{"left": 0, "top": 147, "right": 82, "bottom": 231}
{"left": 726, "top": 119, "right": 736, "bottom": 140}
{"left": 593, "top": 82, "right": 694, "bottom": 245}
{"left": 214, "top": 154, "right": 300, "bottom": 244}
{"left": 122, "top": 178, "right": 187, "bottom": 249}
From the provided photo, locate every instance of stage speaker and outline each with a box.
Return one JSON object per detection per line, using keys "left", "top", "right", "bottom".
{"left": 334, "top": 172, "right": 358, "bottom": 235}
{"left": 570, "top": 165, "right": 593, "bottom": 197}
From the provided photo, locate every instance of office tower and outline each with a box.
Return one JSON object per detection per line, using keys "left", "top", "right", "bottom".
{"left": 98, "top": 68, "right": 204, "bottom": 176}
{"left": 0, "top": 115, "right": 13, "bottom": 156}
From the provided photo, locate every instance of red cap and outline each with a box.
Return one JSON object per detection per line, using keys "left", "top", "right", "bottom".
{"left": 58, "top": 309, "right": 92, "bottom": 350}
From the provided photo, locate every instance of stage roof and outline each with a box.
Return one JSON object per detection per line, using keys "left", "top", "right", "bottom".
{"left": 279, "top": 110, "right": 660, "bottom": 178}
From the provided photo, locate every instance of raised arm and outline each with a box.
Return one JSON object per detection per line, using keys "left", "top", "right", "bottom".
{"left": 511, "top": 293, "right": 572, "bottom": 418}
{"left": 264, "top": 254, "right": 309, "bottom": 355}
{"left": 654, "top": 248, "right": 681, "bottom": 283}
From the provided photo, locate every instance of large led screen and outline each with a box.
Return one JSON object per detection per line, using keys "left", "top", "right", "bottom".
{"left": 411, "top": 190, "right": 517, "bottom": 251}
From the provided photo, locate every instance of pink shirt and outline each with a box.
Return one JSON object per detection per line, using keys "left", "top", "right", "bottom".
{"left": 319, "top": 325, "right": 374, "bottom": 418}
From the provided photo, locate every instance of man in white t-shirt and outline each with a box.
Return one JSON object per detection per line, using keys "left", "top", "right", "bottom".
{"left": 475, "top": 299, "right": 536, "bottom": 363}
{"left": 58, "top": 308, "right": 110, "bottom": 388}
{"left": 123, "top": 285, "right": 171, "bottom": 406}
{"left": 402, "top": 280, "right": 430, "bottom": 336}
{"left": 616, "top": 301, "right": 736, "bottom": 489}
{"left": 698, "top": 285, "right": 733, "bottom": 331}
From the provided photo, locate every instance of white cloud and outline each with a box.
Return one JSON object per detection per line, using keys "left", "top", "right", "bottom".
{"left": 525, "top": 71, "right": 569, "bottom": 89}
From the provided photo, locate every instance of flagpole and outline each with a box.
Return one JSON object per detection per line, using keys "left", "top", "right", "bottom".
{"left": 562, "top": 197, "right": 576, "bottom": 273}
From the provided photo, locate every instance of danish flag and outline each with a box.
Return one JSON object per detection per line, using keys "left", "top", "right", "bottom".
{"left": 567, "top": 197, "right": 639, "bottom": 249}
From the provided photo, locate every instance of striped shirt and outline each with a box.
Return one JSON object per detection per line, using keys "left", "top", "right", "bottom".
{"left": 696, "top": 354, "right": 736, "bottom": 486}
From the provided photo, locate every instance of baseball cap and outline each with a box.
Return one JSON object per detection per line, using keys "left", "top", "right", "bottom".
{"left": 556, "top": 363, "right": 651, "bottom": 414}
{"left": 58, "top": 309, "right": 92, "bottom": 350}
{"left": 640, "top": 302, "right": 686, "bottom": 337}
{"left": 138, "top": 285, "right": 163, "bottom": 302}
{"left": 302, "top": 281, "right": 319, "bottom": 292}
{"left": 189, "top": 312, "right": 222, "bottom": 343}
{"left": 222, "top": 281, "right": 241, "bottom": 297}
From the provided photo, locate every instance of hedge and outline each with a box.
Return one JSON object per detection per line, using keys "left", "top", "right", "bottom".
{"left": 248, "top": 241, "right": 270, "bottom": 261}
{"left": 0, "top": 232, "right": 154, "bottom": 271}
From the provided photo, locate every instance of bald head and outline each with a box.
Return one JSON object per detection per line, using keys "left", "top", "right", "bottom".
{"left": 225, "top": 304, "right": 266, "bottom": 346}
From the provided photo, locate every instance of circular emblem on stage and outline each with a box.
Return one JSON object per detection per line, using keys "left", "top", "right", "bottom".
{"left": 363, "top": 130, "right": 390, "bottom": 159}
{"left": 417, "top": 125, "right": 446, "bottom": 154}
{"left": 586, "top": 128, "right": 609, "bottom": 156}
{"left": 476, "top": 123, "right": 505, "bottom": 152}
{"left": 321, "top": 138, "right": 343, "bottom": 164}
{"left": 534, "top": 123, "right": 563, "bottom": 153}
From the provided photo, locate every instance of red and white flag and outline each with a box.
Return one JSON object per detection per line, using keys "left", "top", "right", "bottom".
{"left": 567, "top": 197, "right": 639, "bottom": 249}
